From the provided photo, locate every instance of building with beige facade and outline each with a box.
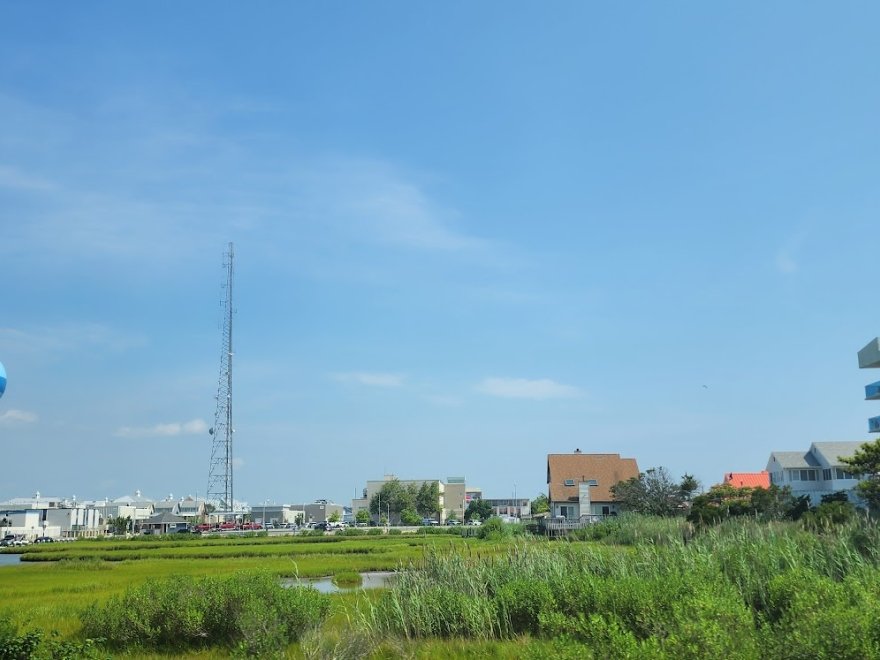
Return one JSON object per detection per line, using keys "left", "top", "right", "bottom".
{"left": 352, "top": 475, "right": 477, "bottom": 524}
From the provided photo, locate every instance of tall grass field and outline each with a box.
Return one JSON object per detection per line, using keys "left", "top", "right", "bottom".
{"left": 3, "top": 517, "right": 880, "bottom": 657}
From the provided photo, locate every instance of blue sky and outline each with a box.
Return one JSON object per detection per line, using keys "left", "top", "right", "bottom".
{"left": 1, "top": 3, "right": 879, "bottom": 507}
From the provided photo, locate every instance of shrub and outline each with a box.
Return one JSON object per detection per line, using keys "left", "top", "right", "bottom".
{"left": 495, "top": 579, "right": 555, "bottom": 635}
{"left": 332, "top": 571, "right": 363, "bottom": 588}
{"left": 82, "top": 571, "right": 330, "bottom": 655}
{"left": 478, "top": 517, "right": 508, "bottom": 541}
{"left": 539, "top": 612, "right": 654, "bottom": 658}
{"left": 0, "top": 616, "right": 41, "bottom": 660}
{"left": 336, "top": 527, "right": 365, "bottom": 537}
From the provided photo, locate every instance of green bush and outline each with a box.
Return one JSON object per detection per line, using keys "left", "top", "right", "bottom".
{"left": 332, "top": 571, "right": 363, "bottom": 588}
{"left": 82, "top": 571, "right": 330, "bottom": 655}
{"left": 478, "top": 517, "right": 509, "bottom": 541}
{"left": 495, "top": 579, "right": 555, "bottom": 634}
{"left": 336, "top": 527, "right": 365, "bottom": 537}
{"left": 539, "top": 612, "right": 655, "bottom": 658}
{"left": 0, "top": 616, "right": 41, "bottom": 660}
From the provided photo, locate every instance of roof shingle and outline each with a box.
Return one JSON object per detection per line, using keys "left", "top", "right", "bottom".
{"left": 723, "top": 472, "right": 770, "bottom": 489}
{"left": 547, "top": 453, "right": 640, "bottom": 503}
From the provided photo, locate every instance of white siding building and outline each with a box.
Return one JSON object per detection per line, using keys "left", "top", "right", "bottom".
{"left": 766, "top": 442, "right": 865, "bottom": 506}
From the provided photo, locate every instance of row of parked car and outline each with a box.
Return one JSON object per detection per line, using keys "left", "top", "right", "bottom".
{"left": 1, "top": 534, "right": 71, "bottom": 546}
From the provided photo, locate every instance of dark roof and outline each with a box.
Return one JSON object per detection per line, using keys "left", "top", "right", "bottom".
{"left": 546, "top": 453, "right": 640, "bottom": 503}
{"left": 144, "top": 512, "right": 188, "bottom": 525}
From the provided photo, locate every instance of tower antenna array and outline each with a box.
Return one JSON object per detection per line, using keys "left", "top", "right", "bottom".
{"left": 207, "top": 242, "right": 235, "bottom": 517}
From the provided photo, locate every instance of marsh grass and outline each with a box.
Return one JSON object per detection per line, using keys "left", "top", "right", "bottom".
{"left": 82, "top": 571, "right": 330, "bottom": 656}
{"left": 360, "top": 517, "right": 880, "bottom": 658}
{"left": 332, "top": 571, "right": 363, "bottom": 588}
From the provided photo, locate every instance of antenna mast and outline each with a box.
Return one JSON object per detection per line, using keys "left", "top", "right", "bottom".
{"left": 207, "top": 242, "right": 235, "bottom": 517}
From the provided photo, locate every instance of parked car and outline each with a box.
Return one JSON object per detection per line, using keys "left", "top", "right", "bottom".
{"left": 240, "top": 522, "right": 262, "bottom": 531}
{"left": 446, "top": 519, "right": 461, "bottom": 526}
{"left": 194, "top": 523, "right": 212, "bottom": 533}
{"left": 34, "top": 536, "right": 54, "bottom": 543}
{"left": 218, "top": 522, "right": 237, "bottom": 531}
{"left": 466, "top": 519, "right": 482, "bottom": 526}
{"left": 421, "top": 518, "right": 440, "bottom": 526}
{"left": 313, "top": 521, "right": 330, "bottom": 531}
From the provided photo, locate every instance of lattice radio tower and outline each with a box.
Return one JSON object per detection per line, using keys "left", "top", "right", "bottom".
{"left": 207, "top": 242, "right": 235, "bottom": 517}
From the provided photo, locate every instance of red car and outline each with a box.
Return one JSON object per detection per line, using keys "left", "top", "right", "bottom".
{"left": 218, "top": 522, "right": 237, "bottom": 531}
{"left": 195, "top": 523, "right": 212, "bottom": 532}
{"left": 240, "top": 522, "right": 262, "bottom": 531}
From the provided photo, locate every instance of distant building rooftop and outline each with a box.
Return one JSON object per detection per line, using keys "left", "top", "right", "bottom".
{"left": 723, "top": 471, "right": 770, "bottom": 489}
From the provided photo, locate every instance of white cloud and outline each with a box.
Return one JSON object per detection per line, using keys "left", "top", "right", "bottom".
{"left": 299, "top": 157, "right": 490, "bottom": 254}
{"left": 0, "top": 409, "right": 38, "bottom": 425}
{"left": 0, "top": 324, "right": 146, "bottom": 356}
{"left": 775, "top": 250, "right": 797, "bottom": 274}
{"left": 477, "top": 377, "right": 583, "bottom": 400}
{"left": 0, "top": 165, "right": 54, "bottom": 191}
{"left": 423, "top": 394, "right": 463, "bottom": 407}
{"left": 333, "top": 372, "right": 406, "bottom": 388}
{"left": 775, "top": 233, "right": 805, "bottom": 274}
{"left": 115, "top": 418, "right": 209, "bottom": 438}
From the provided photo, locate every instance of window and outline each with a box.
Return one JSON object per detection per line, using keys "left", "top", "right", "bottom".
{"left": 564, "top": 479, "right": 575, "bottom": 486}
{"left": 836, "top": 468, "right": 856, "bottom": 480}
{"left": 799, "top": 469, "right": 817, "bottom": 481}
{"left": 601, "top": 506, "right": 610, "bottom": 516}
{"left": 823, "top": 468, "right": 832, "bottom": 481}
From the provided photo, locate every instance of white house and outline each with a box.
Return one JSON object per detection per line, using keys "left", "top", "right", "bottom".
{"left": 766, "top": 441, "right": 865, "bottom": 506}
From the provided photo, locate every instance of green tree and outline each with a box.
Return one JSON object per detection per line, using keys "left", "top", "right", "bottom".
{"left": 840, "top": 439, "right": 880, "bottom": 513}
{"left": 465, "top": 498, "right": 493, "bottom": 522}
{"left": 531, "top": 493, "right": 549, "bottom": 514}
{"left": 355, "top": 509, "right": 370, "bottom": 525}
{"left": 611, "top": 467, "right": 699, "bottom": 517}
{"left": 327, "top": 510, "right": 341, "bottom": 523}
{"left": 369, "top": 479, "right": 417, "bottom": 516}
{"left": 400, "top": 508, "right": 421, "bottom": 526}
{"left": 687, "top": 484, "right": 798, "bottom": 525}
{"left": 108, "top": 516, "right": 132, "bottom": 535}
{"left": 416, "top": 482, "right": 441, "bottom": 517}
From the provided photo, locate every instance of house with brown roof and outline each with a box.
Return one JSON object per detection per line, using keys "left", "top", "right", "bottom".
{"left": 546, "top": 450, "right": 640, "bottom": 520}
